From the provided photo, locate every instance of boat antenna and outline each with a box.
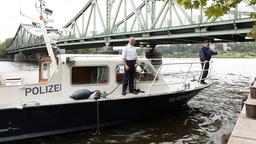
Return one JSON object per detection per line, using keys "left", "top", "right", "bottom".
{"left": 20, "top": 0, "right": 58, "bottom": 78}
{"left": 37, "top": 0, "right": 58, "bottom": 74}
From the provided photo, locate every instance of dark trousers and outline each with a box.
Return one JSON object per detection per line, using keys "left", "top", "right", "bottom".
{"left": 123, "top": 60, "right": 136, "bottom": 92}
{"left": 200, "top": 62, "right": 209, "bottom": 82}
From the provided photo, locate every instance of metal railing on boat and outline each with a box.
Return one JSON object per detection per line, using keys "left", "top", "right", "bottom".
{"left": 146, "top": 60, "right": 214, "bottom": 94}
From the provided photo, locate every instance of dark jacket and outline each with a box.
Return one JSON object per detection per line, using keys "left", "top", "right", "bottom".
{"left": 199, "top": 46, "right": 217, "bottom": 62}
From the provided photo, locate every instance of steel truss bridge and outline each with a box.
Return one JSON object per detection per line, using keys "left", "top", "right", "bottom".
{"left": 7, "top": 0, "right": 256, "bottom": 54}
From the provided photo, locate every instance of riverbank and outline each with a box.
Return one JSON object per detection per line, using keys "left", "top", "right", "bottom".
{"left": 0, "top": 59, "right": 12, "bottom": 61}
{"left": 0, "top": 59, "right": 38, "bottom": 62}
{"left": 227, "top": 88, "right": 256, "bottom": 144}
{"left": 161, "top": 51, "right": 256, "bottom": 58}
{"left": 227, "top": 106, "right": 256, "bottom": 144}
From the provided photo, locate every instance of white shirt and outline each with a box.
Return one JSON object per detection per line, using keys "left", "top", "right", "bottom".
{"left": 122, "top": 44, "right": 137, "bottom": 60}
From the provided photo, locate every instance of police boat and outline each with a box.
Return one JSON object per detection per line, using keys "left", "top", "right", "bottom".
{"left": 0, "top": 49, "right": 213, "bottom": 142}
{"left": 0, "top": 6, "right": 213, "bottom": 144}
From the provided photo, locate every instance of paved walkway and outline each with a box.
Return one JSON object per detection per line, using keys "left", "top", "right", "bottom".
{"left": 228, "top": 106, "right": 256, "bottom": 144}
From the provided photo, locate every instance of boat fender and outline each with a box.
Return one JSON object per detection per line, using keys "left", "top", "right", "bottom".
{"left": 70, "top": 89, "right": 94, "bottom": 100}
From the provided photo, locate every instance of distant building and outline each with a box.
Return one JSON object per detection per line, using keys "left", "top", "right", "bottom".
{"left": 0, "top": 41, "right": 3, "bottom": 44}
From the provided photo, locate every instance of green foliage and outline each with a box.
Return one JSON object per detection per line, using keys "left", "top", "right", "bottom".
{"left": 66, "top": 48, "right": 97, "bottom": 54}
{"left": 175, "top": 0, "right": 242, "bottom": 19}
{"left": 0, "top": 48, "right": 6, "bottom": 58}
{"left": 156, "top": 42, "right": 256, "bottom": 58}
{"left": 173, "top": 0, "right": 256, "bottom": 40}
{"left": 4, "top": 38, "right": 13, "bottom": 46}
{"left": 0, "top": 38, "right": 13, "bottom": 58}
{"left": 248, "top": 0, "right": 256, "bottom": 5}
{"left": 250, "top": 12, "right": 256, "bottom": 19}
{"left": 249, "top": 25, "right": 256, "bottom": 40}
{"left": 176, "top": 0, "right": 207, "bottom": 9}
{"left": 205, "top": 4, "right": 227, "bottom": 18}
{"left": 215, "top": 51, "right": 256, "bottom": 58}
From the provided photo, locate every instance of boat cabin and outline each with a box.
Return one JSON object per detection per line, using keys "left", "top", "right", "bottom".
{"left": 0, "top": 54, "right": 210, "bottom": 109}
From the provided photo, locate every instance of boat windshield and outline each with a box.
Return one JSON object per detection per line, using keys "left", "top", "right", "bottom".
{"left": 116, "top": 64, "right": 156, "bottom": 83}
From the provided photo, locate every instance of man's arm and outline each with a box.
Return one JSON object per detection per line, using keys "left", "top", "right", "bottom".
{"left": 212, "top": 50, "right": 218, "bottom": 55}
{"left": 122, "top": 47, "right": 129, "bottom": 70}
{"left": 123, "top": 58, "right": 129, "bottom": 70}
{"left": 199, "top": 48, "right": 206, "bottom": 61}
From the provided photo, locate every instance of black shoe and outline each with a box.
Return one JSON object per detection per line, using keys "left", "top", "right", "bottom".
{"left": 122, "top": 91, "right": 126, "bottom": 96}
{"left": 129, "top": 90, "right": 138, "bottom": 95}
{"left": 134, "top": 89, "right": 145, "bottom": 93}
{"left": 200, "top": 81, "right": 207, "bottom": 84}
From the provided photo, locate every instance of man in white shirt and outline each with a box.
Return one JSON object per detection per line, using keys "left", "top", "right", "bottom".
{"left": 122, "top": 37, "right": 138, "bottom": 95}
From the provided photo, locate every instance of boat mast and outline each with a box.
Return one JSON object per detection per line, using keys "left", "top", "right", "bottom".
{"left": 37, "top": 0, "right": 58, "bottom": 75}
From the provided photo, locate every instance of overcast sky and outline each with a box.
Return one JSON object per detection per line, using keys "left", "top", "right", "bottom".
{"left": 0, "top": 0, "right": 88, "bottom": 42}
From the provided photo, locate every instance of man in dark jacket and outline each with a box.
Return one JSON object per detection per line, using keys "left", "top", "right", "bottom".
{"left": 199, "top": 40, "right": 217, "bottom": 84}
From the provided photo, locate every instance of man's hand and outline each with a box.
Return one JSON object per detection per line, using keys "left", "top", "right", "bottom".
{"left": 125, "top": 65, "right": 129, "bottom": 70}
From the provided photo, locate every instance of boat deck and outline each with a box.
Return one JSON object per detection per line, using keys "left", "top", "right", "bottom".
{"left": 0, "top": 71, "right": 38, "bottom": 85}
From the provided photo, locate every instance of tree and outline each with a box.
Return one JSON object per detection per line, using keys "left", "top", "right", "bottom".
{"left": 176, "top": 0, "right": 245, "bottom": 18}
{"left": 0, "top": 44, "right": 6, "bottom": 58}
{"left": 0, "top": 38, "right": 13, "bottom": 58}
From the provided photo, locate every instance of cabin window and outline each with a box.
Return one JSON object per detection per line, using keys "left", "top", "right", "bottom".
{"left": 39, "top": 56, "right": 52, "bottom": 83}
{"left": 42, "top": 63, "right": 50, "bottom": 80}
{"left": 72, "top": 66, "right": 109, "bottom": 85}
{"left": 116, "top": 65, "right": 125, "bottom": 83}
{"left": 115, "top": 64, "right": 156, "bottom": 83}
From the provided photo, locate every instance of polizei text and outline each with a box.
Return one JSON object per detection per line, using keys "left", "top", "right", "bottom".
{"left": 25, "top": 84, "right": 62, "bottom": 96}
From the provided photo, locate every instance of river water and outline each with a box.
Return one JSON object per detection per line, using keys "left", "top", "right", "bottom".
{"left": 3, "top": 58, "right": 256, "bottom": 144}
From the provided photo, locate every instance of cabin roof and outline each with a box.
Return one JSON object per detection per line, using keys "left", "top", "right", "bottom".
{"left": 58, "top": 54, "right": 148, "bottom": 62}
